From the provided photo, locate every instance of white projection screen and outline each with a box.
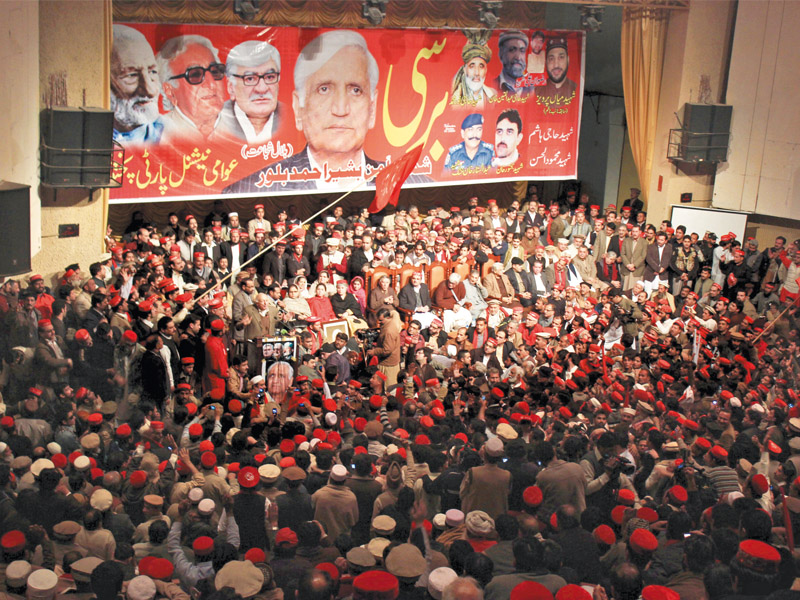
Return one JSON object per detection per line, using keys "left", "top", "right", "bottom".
{"left": 669, "top": 205, "right": 749, "bottom": 241}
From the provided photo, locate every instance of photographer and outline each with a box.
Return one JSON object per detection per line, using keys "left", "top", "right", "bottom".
{"left": 366, "top": 307, "right": 401, "bottom": 385}
{"left": 608, "top": 287, "right": 643, "bottom": 338}
{"left": 581, "top": 431, "right": 637, "bottom": 515}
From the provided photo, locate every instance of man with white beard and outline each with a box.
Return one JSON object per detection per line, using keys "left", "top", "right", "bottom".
{"left": 111, "top": 25, "right": 163, "bottom": 146}
{"left": 450, "top": 34, "right": 497, "bottom": 109}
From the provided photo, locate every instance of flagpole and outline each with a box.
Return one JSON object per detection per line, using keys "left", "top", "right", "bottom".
{"left": 194, "top": 176, "right": 374, "bottom": 303}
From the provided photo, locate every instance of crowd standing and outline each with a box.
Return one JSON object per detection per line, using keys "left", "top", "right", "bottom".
{"left": 0, "top": 188, "right": 799, "bottom": 600}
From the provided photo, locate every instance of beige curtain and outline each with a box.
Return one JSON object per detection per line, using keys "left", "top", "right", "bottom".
{"left": 620, "top": 8, "right": 669, "bottom": 201}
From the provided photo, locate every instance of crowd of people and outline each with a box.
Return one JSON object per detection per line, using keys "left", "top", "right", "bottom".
{"left": 0, "top": 189, "right": 799, "bottom": 600}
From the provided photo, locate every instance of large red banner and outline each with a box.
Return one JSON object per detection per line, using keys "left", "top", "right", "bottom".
{"left": 110, "top": 24, "right": 584, "bottom": 203}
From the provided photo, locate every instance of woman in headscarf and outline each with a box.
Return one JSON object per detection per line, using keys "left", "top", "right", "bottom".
{"left": 282, "top": 283, "right": 312, "bottom": 321}
{"left": 349, "top": 276, "right": 367, "bottom": 315}
{"left": 307, "top": 282, "right": 336, "bottom": 322}
{"left": 451, "top": 32, "right": 497, "bottom": 109}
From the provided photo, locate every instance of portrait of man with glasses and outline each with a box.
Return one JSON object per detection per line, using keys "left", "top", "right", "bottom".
{"left": 156, "top": 34, "right": 226, "bottom": 142}
{"left": 212, "top": 40, "right": 283, "bottom": 145}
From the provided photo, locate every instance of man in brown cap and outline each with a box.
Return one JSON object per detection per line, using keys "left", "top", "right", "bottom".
{"left": 132, "top": 495, "right": 169, "bottom": 543}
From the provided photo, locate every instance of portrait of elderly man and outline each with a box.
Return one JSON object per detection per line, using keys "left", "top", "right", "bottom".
{"left": 156, "top": 34, "right": 226, "bottom": 142}
{"left": 224, "top": 30, "right": 380, "bottom": 193}
{"left": 451, "top": 30, "right": 497, "bottom": 109}
{"left": 536, "top": 37, "right": 577, "bottom": 102}
{"left": 493, "top": 30, "right": 534, "bottom": 96}
{"left": 110, "top": 25, "right": 163, "bottom": 146}
{"left": 492, "top": 109, "right": 523, "bottom": 168}
{"left": 213, "top": 40, "right": 283, "bottom": 145}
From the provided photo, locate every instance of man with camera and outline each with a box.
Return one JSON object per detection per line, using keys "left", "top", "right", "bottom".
{"left": 366, "top": 307, "right": 401, "bottom": 386}
{"left": 581, "top": 431, "right": 637, "bottom": 515}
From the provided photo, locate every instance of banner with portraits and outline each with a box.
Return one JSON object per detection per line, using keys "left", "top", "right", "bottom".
{"left": 110, "top": 24, "right": 584, "bottom": 204}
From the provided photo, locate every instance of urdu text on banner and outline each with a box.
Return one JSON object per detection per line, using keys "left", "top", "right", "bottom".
{"left": 110, "top": 24, "right": 585, "bottom": 204}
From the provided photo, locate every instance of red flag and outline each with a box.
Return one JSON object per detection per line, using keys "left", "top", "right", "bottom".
{"left": 368, "top": 145, "right": 423, "bottom": 214}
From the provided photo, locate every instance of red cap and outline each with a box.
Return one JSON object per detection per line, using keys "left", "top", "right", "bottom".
{"left": 369, "top": 395, "right": 383, "bottom": 410}
{"left": 667, "top": 485, "right": 688, "bottom": 505}
{"left": 279, "top": 439, "right": 295, "bottom": 455}
{"left": 629, "top": 528, "right": 658, "bottom": 553}
{"left": 129, "top": 470, "right": 147, "bottom": 488}
{"left": 352, "top": 571, "right": 399, "bottom": 599}
{"left": 694, "top": 437, "right": 711, "bottom": 451}
{"left": 200, "top": 452, "right": 217, "bottom": 469}
{"left": 228, "top": 399, "right": 242, "bottom": 414}
{"left": 736, "top": 539, "right": 781, "bottom": 572}
{"left": 555, "top": 584, "right": 592, "bottom": 600}
{"left": 512, "top": 582, "right": 553, "bottom": 600}
{"left": 238, "top": 466, "right": 259, "bottom": 489}
{"left": 1, "top": 530, "right": 26, "bottom": 553}
{"left": 593, "top": 524, "right": 616, "bottom": 546}
{"left": 710, "top": 445, "right": 728, "bottom": 460}
{"left": 611, "top": 505, "right": 628, "bottom": 525}
{"left": 641, "top": 586, "right": 680, "bottom": 600}
{"left": 637, "top": 507, "right": 659, "bottom": 523}
{"left": 750, "top": 473, "right": 770, "bottom": 495}
{"left": 767, "top": 440, "right": 782, "bottom": 455}
{"left": 52, "top": 453, "right": 67, "bottom": 469}
{"left": 150, "top": 421, "right": 164, "bottom": 432}
{"left": 617, "top": 488, "right": 636, "bottom": 506}
{"left": 0, "top": 416, "right": 14, "bottom": 429}
{"left": 523, "top": 486, "right": 543, "bottom": 508}
{"left": 122, "top": 330, "right": 138, "bottom": 343}
{"left": 192, "top": 536, "right": 214, "bottom": 556}
{"left": 276, "top": 527, "right": 298, "bottom": 547}
{"left": 244, "top": 548, "right": 266, "bottom": 564}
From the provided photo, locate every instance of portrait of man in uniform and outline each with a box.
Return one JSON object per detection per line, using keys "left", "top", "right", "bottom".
{"left": 443, "top": 113, "right": 494, "bottom": 173}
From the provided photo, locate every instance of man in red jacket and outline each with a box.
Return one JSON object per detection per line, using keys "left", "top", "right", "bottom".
{"left": 202, "top": 319, "right": 228, "bottom": 399}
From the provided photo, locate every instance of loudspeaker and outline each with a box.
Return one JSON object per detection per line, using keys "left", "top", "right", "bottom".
{"left": 0, "top": 183, "right": 31, "bottom": 276}
{"left": 680, "top": 103, "right": 732, "bottom": 163}
{"left": 81, "top": 107, "right": 114, "bottom": 186}
{"left": 41, "top": 107, "right": 84, "bottom": 186}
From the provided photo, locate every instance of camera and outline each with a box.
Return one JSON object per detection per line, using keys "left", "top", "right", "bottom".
{"left": 356, "top": 328, "right": 380, "bottom": 350}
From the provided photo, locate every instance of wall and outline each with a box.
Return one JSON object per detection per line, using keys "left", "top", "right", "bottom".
{"left": 713, "top": 0, "right": 800, "bottom": 227}
{"left": 645, "top": 0, "right": 736, "bottom": 225}
{"left": 0, "top": 1, "right": 40, "bottom": 261}
{"left": 32, "top": 0, "right": 108, "bottom": 287}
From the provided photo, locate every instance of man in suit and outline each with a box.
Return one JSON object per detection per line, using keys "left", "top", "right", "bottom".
{"left": 238, "top": 292, "right": 279, "bottom": 372}
{"left": 212, "top": 40, "right": 283, "bottom": 145}
{"left": 34, "top": 318, "right": 72, "bottom": 385}
{"left": 198, "top": 228, "right": 221, "bottom": 265}
{"left": 644, "top": 231, "right": 674, "bottom": 294}
{"left": 223, "top": 31, "right": 381, "bottom": 194}
{"left": 398, "top": 271, "right": 434, "bottom": 329}
{"left": 231, "top": 276, "right": 255, "bottom": 348}
{"left": 483, "top": 262, "right": 518, "bottom": 307}
{"left": 621, "top": 225, "right": 647, "bottom": 290}
{"left": 220, "top": 228, "right": 247, "bottom": 274}
{"left": 505, "top": 258, "right": 535, "bottom": 307}
{"left": 528, "top": 259, "right": 552, "bottom": 298}
{"left": 261, "top": 241, "right": 288, "bottom": 287}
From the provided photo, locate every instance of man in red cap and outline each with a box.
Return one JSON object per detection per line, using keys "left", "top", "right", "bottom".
{"left": 202, "top": 319, "right": 229, "bottom": 400}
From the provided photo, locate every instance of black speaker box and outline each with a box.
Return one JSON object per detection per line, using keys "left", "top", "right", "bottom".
{"left": 81, "top": 108, "right": 114, "bottom": 186}
{"left": 41, "top": 107, "right": 84, "bottom": 186}
{"left": 0, "top": 183, "right": 31, "bottom": 276}
{"left": 681, "top": 103, "right": 732, "bottom": 163}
